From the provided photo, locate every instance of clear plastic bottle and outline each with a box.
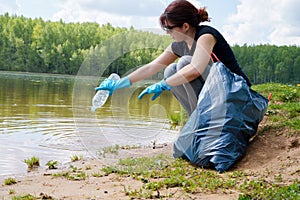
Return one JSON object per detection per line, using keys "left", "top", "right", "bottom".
{"left": 91, "top": 73, "right": 120, "bottom": 112}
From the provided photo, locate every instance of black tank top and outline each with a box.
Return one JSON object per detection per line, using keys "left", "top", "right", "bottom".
{"left": 171, "top": 25, "right": 252, "bottom": 87}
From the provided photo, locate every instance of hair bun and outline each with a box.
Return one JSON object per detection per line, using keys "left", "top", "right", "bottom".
{"left": 198, "top": 7, "right": 210, "bottom": 22}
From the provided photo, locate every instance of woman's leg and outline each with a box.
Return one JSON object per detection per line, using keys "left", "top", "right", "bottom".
{"left": 164, "top": 56, "right": 205, "bottom": 116}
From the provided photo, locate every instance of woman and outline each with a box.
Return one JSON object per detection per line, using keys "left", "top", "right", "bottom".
{"left": 97, "top": 0, "right": 269, "bottom": 173}
{"left": 96, "top": 0, "right": 251, "bottom": 116}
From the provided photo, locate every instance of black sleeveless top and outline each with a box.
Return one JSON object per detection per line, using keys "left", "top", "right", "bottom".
{"left": 171, "top": 25, "right": 252, "bottom": 87}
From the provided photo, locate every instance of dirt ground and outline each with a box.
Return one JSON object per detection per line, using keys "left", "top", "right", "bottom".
{"left": 0, "top": 117, "right": 299, "bottom": 200}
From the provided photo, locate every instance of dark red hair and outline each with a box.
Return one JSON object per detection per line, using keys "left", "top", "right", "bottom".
{"left": 160, "top": 0, "right": 209, "bottom": 28}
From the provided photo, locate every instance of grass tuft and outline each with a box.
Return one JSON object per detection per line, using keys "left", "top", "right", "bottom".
{"left": 23, "top": 156, "right": 40, "bottom": 170}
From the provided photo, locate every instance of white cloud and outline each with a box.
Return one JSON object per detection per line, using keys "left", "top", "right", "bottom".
{"left": 223, "top": 0, "right": 300, "bottom": 46}
{"left": 77, "top": 0, "right": 164, "bottom": 16}
{"left": 51, "top": 0, "right": 203, "bottom": 29}
{"left": 52, "top": 0, "right": 166, "bottom": 29}
{"left": 2, "top": 0, "right": 298, "bottom": 46}
{"left": 0, "top": 0, "right": 20, "bottom": 14}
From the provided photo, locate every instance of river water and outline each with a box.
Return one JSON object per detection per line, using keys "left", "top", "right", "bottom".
{"left": 0, "top": 71, "right": 181, "bottom": 177}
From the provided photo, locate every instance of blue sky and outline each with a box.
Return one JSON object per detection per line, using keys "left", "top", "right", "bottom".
{"left": 0, "top": 0, "right": 299, "bottom": 46}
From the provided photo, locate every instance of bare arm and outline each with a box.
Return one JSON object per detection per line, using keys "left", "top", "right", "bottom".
{"left": 128, "top": 45, "right": 178, "bottom": 83}
{"left": 165, "top": 34, "right": 216, "bottom": 86}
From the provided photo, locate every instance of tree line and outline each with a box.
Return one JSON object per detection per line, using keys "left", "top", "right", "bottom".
{"left": 232, "top": 45, "right": 299, "bottom": 84}
{"left": 0, "top": 13, "right": 299, "bottom": 84}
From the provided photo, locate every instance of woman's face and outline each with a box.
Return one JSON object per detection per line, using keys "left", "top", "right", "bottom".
{"left": 163, "top": 20, "right": 186, "bottom": 42}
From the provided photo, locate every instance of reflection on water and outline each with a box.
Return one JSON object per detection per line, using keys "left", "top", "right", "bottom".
{"left": 0, "top": 71, "right": 181, "bottom": 177}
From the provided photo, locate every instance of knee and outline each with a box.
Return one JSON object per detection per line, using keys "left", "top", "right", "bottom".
{"left": 177, "top": 56, "right": 192, "bottom": 70}
{"left": 164, "top": 63, "right": 177, "bottom": 78}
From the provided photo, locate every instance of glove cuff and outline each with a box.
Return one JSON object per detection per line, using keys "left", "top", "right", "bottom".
{"left": 115, "top": 76, "right": 131, "bottom": 90}
{"left": 161, "top": 79, "right": 172, "bottom": 91}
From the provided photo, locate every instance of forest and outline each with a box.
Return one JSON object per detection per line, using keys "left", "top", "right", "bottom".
{"left": 0, "top": 13, "right": 299, "bottom": 84}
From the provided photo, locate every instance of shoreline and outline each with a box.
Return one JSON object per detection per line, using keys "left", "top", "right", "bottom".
{"left": 0, "top": 142, "right": 173, "bottom": 180}
{"left": 0, "top": 143, "right": 178, "bottom": 200}
{"left": 1, "top": 131, "right": 299, "bottom": 199}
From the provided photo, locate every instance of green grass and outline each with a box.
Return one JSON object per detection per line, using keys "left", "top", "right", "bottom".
{"left": 3, "top": 177, "right": 17, "bottom": 185}
{"left": 104, "top": 83, "right": 299, "bottom": 199}
{"left": 70, "top": 155, "right": 83, "bottom": 162}
{"left": 23, "top": 156, "right": 40, "bottom": 170}
{"left": 11, "top": 194, "right": 36, "bottom": 200}
{"left": 102, "top": 154, "right": 171, "bottom": 177}
{"left": 168, "top": 108, "right": 188, "bottom": 129}
{"left": 252, "top": 83, "right": 300, "bottom": 135}
{"left": 12, "top": 83, "right": 298, "bottom": 199}
{"left": 252, "top": 83, "right": 299, "bottom": 102}
{"left": 52, "top": 165, "right": 86, "bottom": 181}
{"left": 238, "top": 179, "right": 300, "bottom": 200}
{"left": 46, "top": 160, "right": 58, "bottom": 169}
{"left": 11, "top": 193, "right": 54, "bottom": 200}
{"left": 101, "top": 154, "right": 299, "bottom": 199}
{"left": 97, "top": 144, "right": 120, "bottom": 158}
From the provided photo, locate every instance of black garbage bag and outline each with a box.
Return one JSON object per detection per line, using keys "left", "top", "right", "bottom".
{"left": 173, "top": 62, "right": 268, "bottom": 173}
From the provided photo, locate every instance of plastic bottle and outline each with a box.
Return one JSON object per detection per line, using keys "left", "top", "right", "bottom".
{"left": 91, "top": 73, "right": 120, "bottom": 112}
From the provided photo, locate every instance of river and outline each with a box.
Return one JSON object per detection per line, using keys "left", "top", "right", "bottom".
{"left": 0, "top": 71, "right": 181, "bottom": 177}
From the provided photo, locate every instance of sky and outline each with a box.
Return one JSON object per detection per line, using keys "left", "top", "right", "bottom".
{"left": 0, "top": 0, "right": 299, "bottom": 46}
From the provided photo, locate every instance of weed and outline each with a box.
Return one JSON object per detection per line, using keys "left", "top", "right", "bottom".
{"left": 52, "top": 165, "right": 86, "bottom": 181}
{"left": 45, "top": 160, "right": 58, "bottom": 169}
{"left": 168, "top": 109, "right": 188, "bottom": 129}
{"left": 252, "top": 83, "right": 299, "bottom": 103}
{"left": 11, "top": 194, "right": 36, "bottom": 200}
{"left": 70, "top": 155, "right": 83, "bottom": 162}
{"left": 85, "top": 165, "right": 91, "bottom": 170}
{"left": 169, "top": 113, "right": 181, "bottom": 126}
{"left": 252, "top": 83, "right": 299, "bottom": 135}
{"left": 3, "top": 177, "right": 17, "bottom": 185}
{"left": 101, "top": 154, "right": 300, "bottom": 199}
{"left": 102, "top": 154, "right": 171, "bottom": 177}
{"left": 97, "top": 144, "right": 120, "bottom": 158}
{"left": 91, "top": 172, "right": 104, "bottom": 177}
{"left": 11, "top": 193, "right": 54, "bottom": 200}
{"left": 23, "top": 156, "right": 40, "bottom": 170}
{"left": 52, "top": 172, "right": 63, "bottom": 177}
{"left": 120, "top": 144, "right": 141, "bottom": 150}
{"left": 238, "top": 179, "right": 299, "bottom": 200}
{"left": 9, "top": 189, "right": 15, "bottom": 194}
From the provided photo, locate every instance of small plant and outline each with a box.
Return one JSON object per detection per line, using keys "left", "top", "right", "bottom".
{"left": 12, "top": 194, "right": 36, "bottom": 200}
{"left": 279, "top": 88, "right": 297, "bottom": 102}
{"left": 252, "top": 83, "right": 300, "bottom": 135}
{"left": 85, "top": 165, "right": 91, "bottom": 170}
{"left": 52, "top": 165, "right": 86, "bottom": 181}
{"left": 120, "top": 144, "right": 141, "bottom": 150}
{"left": 23, "top": 156, "right": 40, "bottom": 169}
{"left": 101, "top": 153, "right": 300, "bottom": 199}
{"left": 9, "top": 189, "right": 15, "bottom": 194}
{"left": 66, "top": 165, "right": 87, "bottom": 180}
{"left": 3, "top": 177, "right": 17, "bottom": 185}
{"left": 46, "top": 160, "right": 58, "bottom": 169}
{"left": 91, "top": 172, "right": 104, "bottom": 177}
{"left": 168, "top": 110, "right": 188, "bottom": 128}
{"left": 97, "top": 144, "right": 120, "bottom": 158}
{"left": 70, "top": 155, "right": 83, "bottom": 162}
{"left": 169, "top": 113, "right": 181, "bottom": 126}
{"left": 11, "top": 193, "right": 54, "bottom": 200}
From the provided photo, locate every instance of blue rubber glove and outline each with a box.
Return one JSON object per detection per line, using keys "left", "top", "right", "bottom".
{"left": 95, "top": 76, "right": 131, "bottom": 95}
{"left": 138, "top": 79, "right": 172, "bottom": 101}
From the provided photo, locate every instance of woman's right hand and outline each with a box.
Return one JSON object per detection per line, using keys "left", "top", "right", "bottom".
{"left": 138, "top": 79, "right": 172, "bottom": 101}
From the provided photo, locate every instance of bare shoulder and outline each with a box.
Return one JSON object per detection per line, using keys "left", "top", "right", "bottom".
{"left": 196, "top": 33, "right": 217, "bottom": 48}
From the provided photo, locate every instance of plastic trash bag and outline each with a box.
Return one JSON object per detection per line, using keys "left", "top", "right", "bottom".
{"left": 173, "top": 62, "right": 268, "bottom": 173}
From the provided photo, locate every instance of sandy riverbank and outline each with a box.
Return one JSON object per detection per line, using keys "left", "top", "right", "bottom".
{"left": 1, "top": 127, "right": 299, "bottom": 199}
